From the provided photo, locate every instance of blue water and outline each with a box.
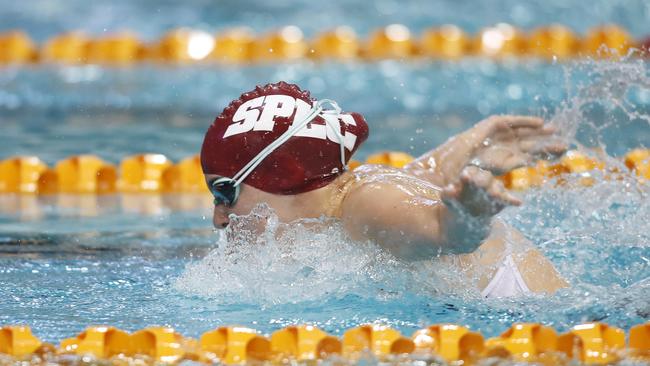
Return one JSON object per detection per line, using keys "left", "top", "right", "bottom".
{"left": 1, "top": 0, "right": 649, "bottom": 41}
{"left": 0, "top": 0, "right": 649, "bottom": 347}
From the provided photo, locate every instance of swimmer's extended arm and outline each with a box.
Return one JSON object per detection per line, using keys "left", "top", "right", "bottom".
{"left": 404, "top": 116, "right": 567, "bottom": 188}
{"left": 340, "top": 170, "right": 517, "bottom": 257}
{"left": 340, "top": 180, "right": 450, "bottom": 257}
{"left": 342, "top": 116, "right": 566, "bottom": 257}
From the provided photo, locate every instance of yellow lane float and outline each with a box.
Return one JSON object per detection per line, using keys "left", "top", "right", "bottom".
{"left": 200, "top": 326, "right": 271, "bottom": 364}
{"left": 347, "top": 159, "right": 363, "bottom": 170}
{"left": 557, "top": 322, "right": 625, "bottom": 364}
{"left": 582, "top": 25, "right": 632, "bottom": 58}
{"left": 41, "top": 32, "right": 89, "bottom": 64}
{"left": 150, "top": 29, "right": 215, "bottom": 63}
{"left": 129, "top": 327, "right": 186, "bottom": 362}
{"left": 311, "top": 26, "right": 360, "bottom": 60}
{"left": 625, "top": 148, "right": 650, "bottom": 179}
{"left": 0, "top": 326, "right": 42, "bottom": 357}
{"left": 365, "top": 151, "right": 415, "bottom": 168}
{"left": 528, "top": 24, "right": 580, "bottom": 60}
{"left": 0, "top": 322, "right": 647, "bottom": 364}
{"left": 60, "top": 326, "right": 187, "bottom": 362}
{"left": 500, "top": 150, "right": 612, "bottom": 190}
{"left": 60, "top": 326, "right": 131, "bottom": 358}
{"left": 485, "top": 323, "right": 559, "bottom": 362}
{"left": 1, "top": 24, "right": 649, "bottom": 65}
{"left": 500, "top": 161, "right": 562, "bottom": 190}
{"left": 117, "top": 154, "right": 172, "bottom": 193}
{"left": 475, "top": 23, "right": 528, "bottom": 58}
{"left": 85, "top": 32, "right": 142, "bottom": 65}
{"left": 412, "top": 324, "right": 484, "bottom": 363}
{"left": 162, "top": 155, "right": 208, "bottom": 193}
{"left": 1, "top": 149, "right": 648, "bottom": 196}
{"left": 0, "top": 31, "right": 37, "bottom": 64}
{"left": 420, "top": 25, "right": 471, "bottom": 59}
{"left": 251, "top": 26, "right": 308, "bottom": 62}
{"left": 0, "top": 156, "right": 47, "bottom": 194}
{"left": 342, "top": 324, "right": 414, "bottom": 357}
{"left": 363, "top": 24, "right": 415, "bottom": 60}
{"left": 629, "top": 322, "right": 650, "bottom": 359}
{"left": 210, "top": 27, "right": 255, "bottom": 63}
{"left": 270, "top": 325, "right": 341, "bottom": 360}
{"left": 49, "top": 155, "right": 116, "bottom": 194}
{"left": 560, "top": 150, "right": 606, "bottom": 173}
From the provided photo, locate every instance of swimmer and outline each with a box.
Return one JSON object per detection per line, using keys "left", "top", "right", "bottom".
{"left": 201, "top": 82, "right": 568, "bottom": 298}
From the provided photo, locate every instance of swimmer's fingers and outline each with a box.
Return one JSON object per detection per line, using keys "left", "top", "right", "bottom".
{"left": 481, "top": 115, "right": 558, "bottom": 152}
{"left": 445, "top": 166, "right": 521, "bottom": 216}
{"left": 475, "top": 116, "right": 542, "bottom": 139}
{"left": 460, "top": 165, "right": 491, "bottom": 183}
{"left": 488, "top": 115, "right": 545, "bottom": 133}
{"left": 476, "top": 132, "right": 567, "bottom": 173}
{"left": 518, "top": 137, "right": 569, "bottom": 157}
{"left": 473, "top": 147, "right": 530, "bottom": 174}
{"left": 493, "top": 124, "right": 556, "bottom": 141}
{"left": 461, "top": 166, "right": 522, "bottom": 207}
{"left": 486, "top": 175, "right": 522, "bottom": 207}
{"left": 441, "top": 166, "right": 485, "bottom": 201}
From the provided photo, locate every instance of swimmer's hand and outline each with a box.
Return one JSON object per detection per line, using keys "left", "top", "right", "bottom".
{"left": 442, "top": 165, "right": 521, "bottom": 217}
{"left": 404, "top": 115, "right": 567, "bottom": 189}
{"left": 470, "top": 116, "right": 567, "bottom": 175}
{"left": 441, "top": 165, "right": 521, "bottom": 251}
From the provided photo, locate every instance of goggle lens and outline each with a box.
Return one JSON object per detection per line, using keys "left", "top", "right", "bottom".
{"left": 209, "top": 178, "right": 240, "bottom": 207}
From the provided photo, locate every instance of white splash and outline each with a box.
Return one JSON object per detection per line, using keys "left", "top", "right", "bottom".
{"left": 173, "top": 204, "right": 454, "bottom": 304}
{"left": 499, "top": 55, "right": 650, "bottom": 322}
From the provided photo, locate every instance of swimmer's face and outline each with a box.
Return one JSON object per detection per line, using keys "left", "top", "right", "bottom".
{"left": 204, "top": 174, "right": 295, "bottom": 229}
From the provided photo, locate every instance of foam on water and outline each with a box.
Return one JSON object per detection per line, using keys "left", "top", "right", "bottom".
{"left": 174, "top": 56, "right": 649, "bottom": 332}
{"left": 174, "top": 204, "right": 434, "bottom": 304}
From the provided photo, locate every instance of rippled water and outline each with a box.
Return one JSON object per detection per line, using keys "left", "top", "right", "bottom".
{"left": 2, "top": 0, "right": 649, "bottom": 41}
{"left": 0, "top": 0, "right": 649, "bottom": 348}
{"left": 0, "top": 58, "right": 648, "bottom": 345}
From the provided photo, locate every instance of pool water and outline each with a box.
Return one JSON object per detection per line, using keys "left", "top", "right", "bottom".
{"left": 0, "top": 0, "right": 649, "bottom": 348}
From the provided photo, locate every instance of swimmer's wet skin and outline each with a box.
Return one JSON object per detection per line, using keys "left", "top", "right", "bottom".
{"left": 200, "top": 81, "right": 569, "bottom": 298}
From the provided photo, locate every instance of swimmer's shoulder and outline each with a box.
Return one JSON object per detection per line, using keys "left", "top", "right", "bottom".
{"left": 342, "top": 163, "right": 443, "bottom": 191}
{"left": 325, "top": 164, "right": 401, "bottom": 217}
{"left": 335, "top": 164, "right": 448, "bottom": 251}
{"left": 345, "top": 163, "right": 407, "bottom": 183}
{"left": 329, "top": 164, "right": 443, "bottom": 213}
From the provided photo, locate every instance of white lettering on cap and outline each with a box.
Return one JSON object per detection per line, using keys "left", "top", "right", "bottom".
{"left": 222, "top": 95, "right": 358, "bottom": 151}
{"left": 222, "top": 96, "right": 264, "bottom": 138}
{"left": 254, "top": 94, "right": 296, "bottom": 132}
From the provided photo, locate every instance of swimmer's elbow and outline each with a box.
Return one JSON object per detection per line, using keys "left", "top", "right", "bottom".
{"left": 439, "top": 203, "right": 492, "bottom": 254}
{"left": 355, "top": 204, "right": 457, "bottom": 259}
{"left": 396, "top": 204, "right": 487, "bottom": 256}
{"left": 413, "top": 205, "right": 482, "bottom": 255}
{"left": 340, "top": 184, "right": 463, "bottom": 258}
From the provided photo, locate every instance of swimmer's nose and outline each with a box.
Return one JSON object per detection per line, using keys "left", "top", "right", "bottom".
{"left": 212, "top": 207, "right": 230, "bottom": 229}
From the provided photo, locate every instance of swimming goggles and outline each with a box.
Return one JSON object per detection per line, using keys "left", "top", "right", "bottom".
{"left": 209, "top": 98, "right": 348, "bottom": 207}
{"left": 209, "top": 177, "right": 240, "bottom": 207}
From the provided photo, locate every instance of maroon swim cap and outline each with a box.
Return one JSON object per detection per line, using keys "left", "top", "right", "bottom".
{"left": 200, "top": 81, "right": 369, "bottom": 195}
